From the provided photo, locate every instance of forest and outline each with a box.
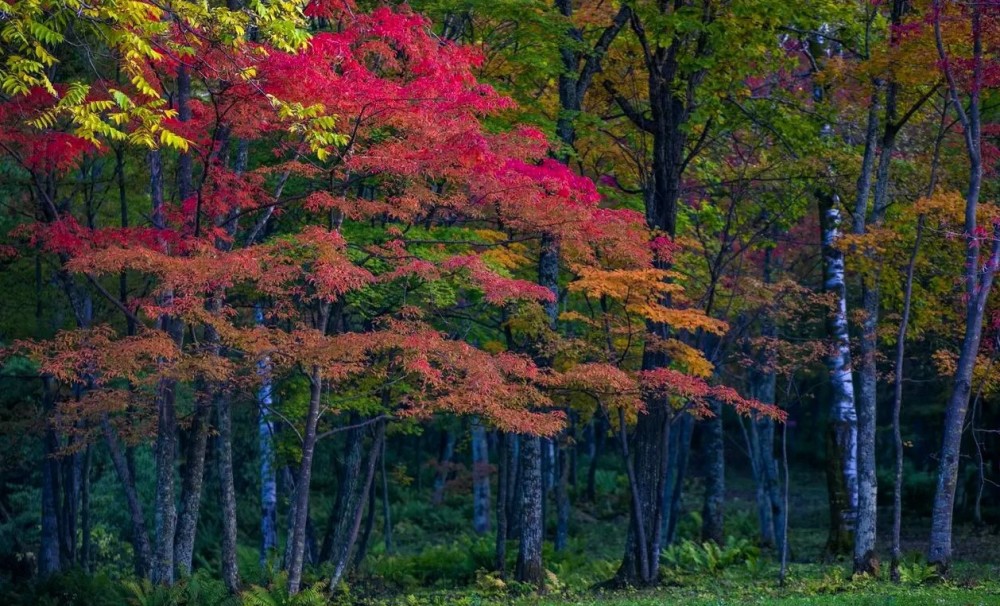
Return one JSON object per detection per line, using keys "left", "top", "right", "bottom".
{"left": 0, "top": 0, "right": 999, "bottom": 604}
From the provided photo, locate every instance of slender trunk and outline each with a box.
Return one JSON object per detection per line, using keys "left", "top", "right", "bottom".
{"left": 286, "top": 366, "right": 323, "bottom": 595}
{"left": 431, "top": 430, "right": 455, "bottom": 505}
{"left": 381, "top": 439, "right": 392, "bottom": 554}
{"left": 102, "top": 417, "right": 152, "bottom": 577}
{"left": 891, "top": 217, "right": 922, "bottom": 581}
{"left": 746, "top": 414, "right": 773, "bottom": 548}
{"left": 778, "top": 420, "right": 790, "bottom": 586}
{"left": 554, "top": 441, "right": 570, "bottom": 552}
{"left": 177, "top": 64, "right": 193, "bottom": 202}
{"left": 760, "top": 415, "right": 784, "bottom": 555}
{"left": 615, "top": 399, "right": 675, "bottom": 588}
{"left": 352, "top": 483, "right": 377, "bottom": 569}
{"left": 515, "top": 435, "right": 544, "bottom": 586}
{"left": 495, "top": 432, "right": 509, "bottom": 573}
{"left": 40, "top": 377, "right": 61, "bottom": 576}
{"left": 59, "top": 441, "right": 80, "bottom": 567}
{"left": 471, "top": 419, "right": 491, "bottom": 535}
{"left": 81, "top": 444, "right": 92, "bottom": 572}
{"left": 174, "top": 398, "right": 211, "bottom": 576}
{"left": 852, "top": 90, "right": 882, "bottom": 577}
{"left": 330, "top": 421, "right": 386, "bottom": 589}
{"left": 586, "top": 416, "right": 604, "bottom": 502}
{"left": 216, "top": 393, "right": 240, "bottom": 593}
{"left": 665, "top": 413, "right": 693, "bottom": 545}
{"left": 929, "top": 2, "right": 991, "bottom": 573}
{"left": 506, "top": 434, "right": 521, "bottom": 539}
{"left": 701, "top": 399, "right": 725, "bottom": 545}
{"left": 321, "top": 415, "right": 365, "bottom": 562}
{"left": 818, "top": 194, "right": 858, "bottom": 557}
{"left": 150, "top": 143, "right": 182, "bottom": 585}
{"left": 152, "top": 380, "right": 179, "bottom": 585}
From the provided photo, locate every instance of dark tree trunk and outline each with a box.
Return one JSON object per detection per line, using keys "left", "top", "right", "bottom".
{"left": 380, "top": 439, "right": 392, "bottom": 554}
{"left": 515, "top": 435, "right": 544, "bottom": 587}
{"left": 701, "top": 399, "right": 725, "bottom": 545}
{"left": 586, "top": 415, "right": 605, "bottom": 502}
{"left": 321, "top": 415, "right": 365, "bottom": 562}
{"left": 604, "top": 12, "right": 702, "bottom": 583}
{"left": 59, "top": 441, "right": 80, "bottom": 567}
{"left": 352, "top": 483, "right": 377, "bottom": 569}
{"left": 431, "top": 430, "right": 455, "bottom": 505}
{"left": 506, "top": 434, "right": 521, "bottom": 540}
{"left": 159, "top": 62, "right": 198, "bottom": 578}
{"left": 81, "top": 444, "right": 92, "bottom": 572}
{"left": 615, "top": 402, "right": 670, "bottom": 587}
{"left": 554, "top": 441, "right": 570, "bottom": 552}
{"left": 40, "top": 377, "right": 61, "bottom": 576}
{"left": 495, "top": 432, "right": 509, "bottom": 574}
{"left": 175, "top": 399, "right": 211, "bottom": 577}
{"left": 891, "top": 218, "right": 922, "bottom": 580}
{"left": 666, "top": 413, "right": 693, "bottom": 545}
{"left": 330, "top": 421, "right": 386, "bottom": 589}
{"left": 286, "top": 365, "right": 324, "bottom": 595}
{"left": 102, "top": 417, "right": 151, "bottom": 577}
{"left": 216, "top": 394, "right": 240, "bottom": 593}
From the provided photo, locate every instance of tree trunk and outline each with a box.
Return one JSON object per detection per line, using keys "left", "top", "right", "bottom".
{"left": 585, "top": 416, "right": 604, "bottom": 502}
{"left": 81, "top": 444, "right": 92, "bottom": 572}
{"left": 665, "top": 413, "right": 693, "bottom": 546}
{"left": 701, "top": 399, "right": 725, "bottom": 545}
{"left": 818, "top": 194, "right": 858, "bottom": 558}
{"left": 330, "top": 421, "right": 386, "bottom": 589}
{"left": 380, "top": 439, "right": 393, "bottom": 554}
{"left": 286, "top": 366, "right": 323, "bottom": 595}
{"left": 102, "top": 417, "right": 151, "bottom": 577}
{"left": 746, "top": 415, "right": 773, "bottom": 548}
{"left": 614, "top": 402, "right": 670, "bottom": 587}
{"left": 554, "top": 441, "right": 570, "bottom": 552}
{"left": 59, "top": 440, "right": 80, "bottom": 567}
{"left": 40, "top": 377, "right": 61, "bottom": 576}
{"left": 850, "top": 89, "right": 882, "bottom": 577}
{"left": 891, "top": 217, "right": 922, "bottom": 580}
{"left": 506, "top": 434, "right": 521, "bottom": 540}
{"left": 152, "top": 374, "right": 179, "bottom": 585}
{"left": 929, "top": 2, "right": 993, "bottom": 573}
{"left": 174, "top": 399, "right": 211, "bottom": 577}
{"left": 431, "top": 430, "right": 455, "bottom": 505}
{"left": 321, "top": 415, "right": 365, "bottom": 562}
{"left": 495, "top": 432, "right": 509, "bottom": 574}
{"left": 216, "top": 393, "right": 240, "bottom": 593}
{"left": 352, "top": 483, "right": 377, "bottom": 569}
{"left": 150, "top": 141, "right": 182, "bottom": 585}
{"left": 515, "top": 435, "right": 544, "bottom": 587}
{"left": 471, "top": 419, "right": 491, "bottom": 535}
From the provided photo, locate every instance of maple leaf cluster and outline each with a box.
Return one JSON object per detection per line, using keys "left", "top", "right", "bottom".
{"left": 0, "top": 4, "right": 778, "bottom": 448}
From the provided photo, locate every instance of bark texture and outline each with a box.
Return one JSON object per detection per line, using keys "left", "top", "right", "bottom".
{"left": 818, "top": 194, "right": 858, "bottom": 558}
{"left": 515, "top": 435, "right": 544, "bottom": 586}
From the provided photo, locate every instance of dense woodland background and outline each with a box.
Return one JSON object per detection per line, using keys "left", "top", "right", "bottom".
{"left": 1, "top": 0, "right": 1000, "bottom": 604}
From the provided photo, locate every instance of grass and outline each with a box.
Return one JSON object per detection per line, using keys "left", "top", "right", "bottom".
{"left": 355, "top": 563, "right": 1000, "bottom": 606}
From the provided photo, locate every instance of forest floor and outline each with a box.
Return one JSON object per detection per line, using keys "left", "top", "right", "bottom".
{"left": 4, "top": 464, "right": 999, "bottom": 605}
{"left": 338, "top": 467, "right": 1000, "bottom": 605}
